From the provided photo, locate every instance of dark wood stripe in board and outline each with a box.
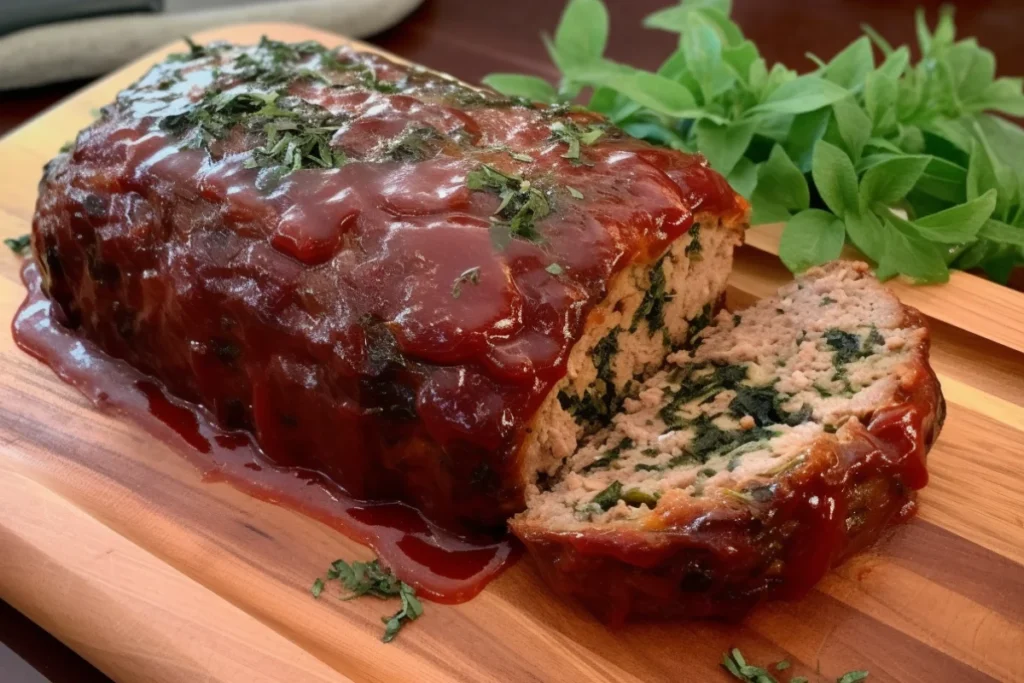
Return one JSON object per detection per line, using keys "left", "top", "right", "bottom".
{"left": 880, "top": 518, "right": 1024, "bottom": 626}
{"left": 752, "top": 590, "right": 999, "bottom": 683}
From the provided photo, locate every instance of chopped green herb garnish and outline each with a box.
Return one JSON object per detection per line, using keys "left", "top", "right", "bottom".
{"left": 382, "top": 582, "right": 424, "bottom": 643}
{"left": 621, "top": 488, "right": 659, "bottom": 508}
{"left": 582, "top": 436, "right": 634, "bottom": 472}
{"left": 837, "top": 673, "right": 869, "bottom": 683}
{"left": 311, "top": 558, "right": 423, "bottom": 643}
{"left": 729, "top": 385, "right": 813, "bottom": 428}
{"left": 685, "top": 224, "right": 702, "bottom": 259}
{"left": 451, "top": 266, "right": 481, "bottom": 298}
{"left": 659, "top": 363, "right": 746, "bottom": 429}
{"left": 567, "top": 185, "right": 584, "bottom": 199}
{"left": 682, "top": 304, "right": 713, "bottom": 350}
{"left": 382, "top": 126, "right": 445, "bottom": 162}
{"left": 4, "top": 234, "right": 31, "bottom": 256}
{"left": 721, "top": 647, "right": 866, "bottom": 683}
{"left": 466, "top": 164, "right": 550, "bottom": 243}
{"left": 546, "top": 262, "right": 564, "bottom": 275}
{"left": 824, "top": 328, "right": 863, "bottom": 366}
{"left": 864, "top": 326, "right": 885, "bottom": 350}
{"left": 821, "top": 296, "right": 837, "bottom": 306}
{"left": 630, "top": 254, "right": 671, "bottom": 337}
{"left": 549, "top": 120, "right": 604, "bottom": 164}
{"left": 591, "top": 480, "right": 623, "bottom": 510}
{"left": 509, "top": 150, "right": 534, "bottom": 162}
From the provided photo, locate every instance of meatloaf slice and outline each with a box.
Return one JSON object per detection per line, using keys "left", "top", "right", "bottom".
{"left": 30, "top": 38, "right": 747, "bottom": 529}
{"left": 511, "top": 262, "right": 944, "bottom": 621}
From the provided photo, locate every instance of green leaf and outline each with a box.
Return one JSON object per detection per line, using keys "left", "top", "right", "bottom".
{"left": 779, "top": 209, "right": 846, "bottom": 272}
{"left": 750, "top": 193, "right": 792, "bottom": 225}
{"left": 727, "top": 157, "right": 758, "bottom": 198}
{"left": 812, "top": 140, "right": 859, "bottom": 217}
{"left": 745, "top": 75, "right": 850, "bottom": 116}
{"left": 620, "top": 121, "right": 690, "bottom": 150}
{"left": 552, "top": 0, "right": 609, "bottom": 71}
{"left": 945, "top": 41, "right": 995, "bottom": 103}
{"left": 877, "top": 45, "right": 910, "bottom": 80}
{"left": 844, "top": 210, "right": 886, "bottom": 262}
{"left": 916, "top": 6, "right": 955, "bottom": 58}
{"left": 569, "top": 60, "right": 717, "bottom": 120}
{"left": 644, "top": 2, "right": 742, "bottom": 47}
{"left": 912, "top": 189, "right": 997, "bottom": 242}
{"left": 978, "top": 244, "right": 1021, "bottom": 283}
{"left": 481, "top": 74, "right": 557, "bottom": 103}
{"left": 722, "top": 40, "right": 760, "bottom": 83}
{"left": 785, "top": 107, "right": 832, "bottom": 172}
{"left": 694, "top": 119, "right": 755, "bottom": 175}
{"left": 755, "top": 144, "right": 809, "bottom": 211}
{"left": 859, "top": 155, "right": 930, "bottom": 206}
{"left": 682, "top": 14, "right": 734, "bottom": 101}
{"left": 969, "top": 77, "right": 1024, "bottom": 116}
{"left": 860, "top": 22, "right": 893, "bottom": 53}
{"left": 877, "top": 217, "right": 950, "bottom": 283}
{"left": 864, "top": 71, "right": 898, "bottom": 134}
{"left": 822, "top": 36, "right": 874, "bottom": 91}
{"left": 978, "top": 218, "right": 1024, "bottom": 247}
{"left": 914, "top": 157, "right": 968, "bottom": 203}
{"left": 831, "top": 96, "right": 871, "bottom": 161}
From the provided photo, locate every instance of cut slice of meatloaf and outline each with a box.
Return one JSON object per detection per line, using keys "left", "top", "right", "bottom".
{"left": 30, "top": 37, "right": 747, "bottom": 529}
{"left": 511, "top": 261, "right": 945, "bottom": 621}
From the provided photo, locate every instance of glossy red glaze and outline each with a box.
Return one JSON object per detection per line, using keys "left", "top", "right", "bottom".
{"left": 13, "top": 262, "right": 517, "bottom": 603}
{"left": 29, "top": 42, "right": 743, "bottom": 528}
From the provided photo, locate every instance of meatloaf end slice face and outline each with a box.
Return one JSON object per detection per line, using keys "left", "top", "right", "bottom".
{"left": 511, "top": 261, "right": 945, "bottom": 621}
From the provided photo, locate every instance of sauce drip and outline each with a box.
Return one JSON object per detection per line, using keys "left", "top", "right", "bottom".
{"left": 13, "top": 261, "right": 517, "bottom": 603}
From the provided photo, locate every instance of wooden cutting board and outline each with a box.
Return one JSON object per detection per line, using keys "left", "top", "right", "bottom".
{"left": 2, "top": 23, "right": 1023, "bottom": 683}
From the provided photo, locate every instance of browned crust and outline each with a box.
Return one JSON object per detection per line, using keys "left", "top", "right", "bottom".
{"left": 511, "top": 302, "right": 944, "bottom": 623}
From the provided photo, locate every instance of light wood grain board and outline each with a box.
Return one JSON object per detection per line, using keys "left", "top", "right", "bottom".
{"left": 1, "top": 23, "right": 1023, "bottom": 683}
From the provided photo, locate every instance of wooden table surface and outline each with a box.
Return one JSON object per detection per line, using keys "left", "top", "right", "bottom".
{"left": 1, "top": 1, "right": 1023, "bottom": 681}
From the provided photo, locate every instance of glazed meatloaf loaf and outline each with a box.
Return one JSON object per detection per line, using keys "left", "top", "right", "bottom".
{"left": 31, "top": 38, "right": 747, "bottom": 528}
{"left": 512, "top": 262, "right": 944, "bottom": 620}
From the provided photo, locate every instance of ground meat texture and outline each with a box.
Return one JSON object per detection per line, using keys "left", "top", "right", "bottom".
{"left": 31, "top": 38, "right": 747, "bottom": 529}
{"left": 511, "top": 262, "right": 945, "bottom": 620}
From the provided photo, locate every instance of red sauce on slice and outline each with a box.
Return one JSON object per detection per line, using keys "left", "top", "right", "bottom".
{"left": 13, "top": 261, "right": 518, "bottom": 604}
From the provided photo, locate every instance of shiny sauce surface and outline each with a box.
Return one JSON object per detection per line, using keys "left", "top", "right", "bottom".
{"left": 14, "top": 262, "right": 515, "bottom": 603}
{"left": 26, "top": 41, "right": 743, "bottom": 539}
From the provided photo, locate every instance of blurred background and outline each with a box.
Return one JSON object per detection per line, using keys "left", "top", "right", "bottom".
{"left": 2, "top": 0, "right": 1023, "bottom": 136}
{"left": 1, "top": 0, "right": 1022, "bottom": 681}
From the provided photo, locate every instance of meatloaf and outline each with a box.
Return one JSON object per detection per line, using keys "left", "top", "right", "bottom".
{"left": 512, "top": 262, "right": 944, "bottom": 621}
{"left": 30, "top": 38, "right": 747, "bottom": 528}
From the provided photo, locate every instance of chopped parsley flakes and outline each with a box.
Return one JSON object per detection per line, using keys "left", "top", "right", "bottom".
{"left": 4, "top": 234, "right": 31, "bottom": 256}
{"left": 466, "top": 164, "right": 550, "bottom": 245}
{"left": 311, "top": 558, "right": 424, "bottom": 643}
{"left": 721, "top": 647, "right": 868, "bottom": 683}
{"left": 451, "top": 266, "right": 481, "bottom": 298}
{"left": 549, "top": 120, "right": 604, "bottom": 165}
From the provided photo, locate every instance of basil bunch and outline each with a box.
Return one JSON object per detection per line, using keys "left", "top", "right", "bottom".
{"left": 483, "top": 0, "right": 1024, "bottom": 284}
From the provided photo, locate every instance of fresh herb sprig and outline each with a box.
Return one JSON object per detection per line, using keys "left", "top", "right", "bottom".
{"left": 311, "top": 558, "right": 424, "bottom": 643}
{"left": 483, "top": 0, "right": 1024, "bottom": 284}
{"left": 721, "top": 647, "right": 867, "bottom": 683}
